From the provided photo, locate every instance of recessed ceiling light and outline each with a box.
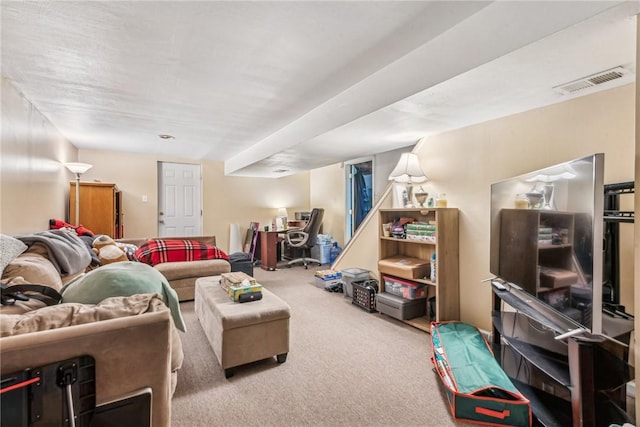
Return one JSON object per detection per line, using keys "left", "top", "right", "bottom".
{"left": 158, "top": 134, "right": 175, "bottom": 140}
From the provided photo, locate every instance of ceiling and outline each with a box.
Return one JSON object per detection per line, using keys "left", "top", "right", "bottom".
{"left": 1, "top": 1, "right": 638, "bottom": 177}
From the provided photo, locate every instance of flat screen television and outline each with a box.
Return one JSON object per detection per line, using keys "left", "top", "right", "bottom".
{"left": 490, "top": 153, "right": 604, "bottom": 337}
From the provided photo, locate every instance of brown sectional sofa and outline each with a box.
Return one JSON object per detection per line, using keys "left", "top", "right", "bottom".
{"left": 0, "top": 232, "right": 231, "bottom": 425}
{"left": 1, "top": 294, "right": 178, "bottom": 427}
{"left": 117, "top": 235, "right": 231, "bottom": 301}
{"left": 1, "top": 237, "right": 183, "bottom": 427}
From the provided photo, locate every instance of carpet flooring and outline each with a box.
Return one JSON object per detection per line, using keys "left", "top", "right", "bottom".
{"left": 171, "top": 265, "right": 473, "bottom": 426}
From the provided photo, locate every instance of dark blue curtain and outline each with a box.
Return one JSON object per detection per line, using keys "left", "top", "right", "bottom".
{"left": 354, "top": 166, "right": 371, "bottom": 229}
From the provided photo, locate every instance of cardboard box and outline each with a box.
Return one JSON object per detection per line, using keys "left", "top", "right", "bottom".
{"left": 378, "top": 256, "right": 430, "bottom": 280}
{"left": 539, "top": 267, "right": 578, "bottom": 288}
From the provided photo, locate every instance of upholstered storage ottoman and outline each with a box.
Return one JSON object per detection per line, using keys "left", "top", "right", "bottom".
{"left": 194, "top": 276, "right": 290, "bottom": 378}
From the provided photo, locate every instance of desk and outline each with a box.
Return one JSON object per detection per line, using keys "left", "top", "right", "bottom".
{"left": 287, "top": 220, "right": 307, "bottom": 228}
{"left": 259, "top": 230, "right": 285, "bottom": 271}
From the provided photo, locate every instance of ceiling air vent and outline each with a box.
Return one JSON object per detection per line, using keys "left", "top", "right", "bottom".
{"left": 554, "top": 66, "right": 630, "bottom": 95}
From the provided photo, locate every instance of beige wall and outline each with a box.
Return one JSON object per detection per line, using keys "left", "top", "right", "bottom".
{"left": 333, "top": 186, "right": 393, "bottom": 275}
{"left": 78, "top": 149, "right": 310, "bottom": 253}
{"left": 424, "top": 84, "right": 635, "bottom": 331}
{"left": 310, "top": 163, "right": 346, "bottom": 247}
{"left": 334, "top": 84, "right": 635, "bottom": 332}
{"left": 1, "top": 77, "right": 79, "bottom": 234}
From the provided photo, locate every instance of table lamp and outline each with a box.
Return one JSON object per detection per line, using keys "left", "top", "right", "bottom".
{"left": 388, "top": 153, "right": 428, "bottom": 208}
{"left": 65, "top": 162, "right": 93, "bottom": 225}
{"left": 526, "top": 168, "right": 576, "bottom": 210}
{"left": 277, "top": 208, "right": 289, "bottom": 229}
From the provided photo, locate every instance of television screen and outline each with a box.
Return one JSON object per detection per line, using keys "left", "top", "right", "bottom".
{"left": 489, "top": 153, "right": 604, "bottom": 336}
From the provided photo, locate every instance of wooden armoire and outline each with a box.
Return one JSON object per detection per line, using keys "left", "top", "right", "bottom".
{"left": 69, "top": 182, "right": 123, "bottom": 238}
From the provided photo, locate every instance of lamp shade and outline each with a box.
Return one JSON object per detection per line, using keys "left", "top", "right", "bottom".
{"left": 65, "top": 162, "right": 93, "bottom": 174}
{"left": 388, "top": 153, "right": 428, "bottom": 183}
{"left": 525, "top": 166, "right": 577, "bottom": 183}
{"left": 277, "top": 208, "right": 289, "bottom": 218}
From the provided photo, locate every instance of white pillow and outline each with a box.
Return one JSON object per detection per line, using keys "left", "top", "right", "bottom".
{"left": 0, "top": 234, "right": 28, "bottom": 276}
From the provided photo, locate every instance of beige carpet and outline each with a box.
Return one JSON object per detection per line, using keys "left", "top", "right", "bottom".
{"left": 171, "top": 264, "right": 473, "bottom": 426}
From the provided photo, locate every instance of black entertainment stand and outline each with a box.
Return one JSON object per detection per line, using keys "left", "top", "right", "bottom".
{"left": 491, "top": 285, "right": 634, "bottom": 427}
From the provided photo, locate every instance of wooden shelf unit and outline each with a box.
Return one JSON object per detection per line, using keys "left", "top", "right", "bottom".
{"left": 69, "top": 182, "right": 123, "bottom": 238}
{"left": 378, "top": 208, "right": 459, "bottom": 331}
{"left": 497, "top": 209, "right": 590, "bottom": 319}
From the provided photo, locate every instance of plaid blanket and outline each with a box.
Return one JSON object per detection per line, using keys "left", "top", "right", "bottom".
{"left": 135, "top": 239, "right": 229, "bottom": 266}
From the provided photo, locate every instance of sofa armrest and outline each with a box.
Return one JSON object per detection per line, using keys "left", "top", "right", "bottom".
{"left": 1, "top": 310, "right": 173, "bottom": 427}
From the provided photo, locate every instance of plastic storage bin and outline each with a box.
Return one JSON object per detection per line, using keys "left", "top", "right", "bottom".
{"left": 310, "top": 244, "right": 331, "bottom": 264}
{"left": 382, "top": 275, "right": 427, "bottom": 300}
{"left": 314, "top": 276, "right": 341, "bottom": 289}
{"left": 314, "top": 270, "right": 342, "bottom": 289}
{"left": 341, "top": 268, "right": 369, "bottom": 298}
{"left": 376, "top": 292, "right": 427, "bottom": 320}
{"left": 352, "top": 280, "right": 378, "bottom": 313}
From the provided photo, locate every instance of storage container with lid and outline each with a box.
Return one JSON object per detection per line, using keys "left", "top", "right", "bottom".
{"left": 341, "top": 268, "right": 369, "bottom": 298}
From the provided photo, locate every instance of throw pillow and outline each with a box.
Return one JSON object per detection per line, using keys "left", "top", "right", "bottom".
{"left": 60, "top": 261, "right": 186, "bottom": 332}
{"left": 0, "top": 234, "right": 28, "bottom": 277}
{"left": 135, "top": 239, "right": 229, "bottom": 266}
{"left": 118, "top": 243, "right": 139, "bottom": 261}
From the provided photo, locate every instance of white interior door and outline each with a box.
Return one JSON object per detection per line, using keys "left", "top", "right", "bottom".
{"left": 158, "top": 162, "right": 202, "bottom": 237}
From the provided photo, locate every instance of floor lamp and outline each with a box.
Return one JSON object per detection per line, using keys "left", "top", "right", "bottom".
{"left": 65, "top": 162, "right": 93, "bottom": 225}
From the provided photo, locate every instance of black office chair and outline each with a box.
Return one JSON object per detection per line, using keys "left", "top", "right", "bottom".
{"left": 285, "top": 208, "right": 324, "bottom": 269}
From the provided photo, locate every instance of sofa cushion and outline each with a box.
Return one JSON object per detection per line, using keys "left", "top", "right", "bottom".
{"left": 0, "top": 293, "right": 184, "bottom": 372}
{"left": 0, "top": 234, "right": 28, "bottom": 276}
{"left": 135, "top": 239, "right": 229, "bottom": 266}
{"left": 2, "top": 252, "right": 63, "bottom": 290}
{"left": 61, "top": 261, "right": 186, "bottom": 332}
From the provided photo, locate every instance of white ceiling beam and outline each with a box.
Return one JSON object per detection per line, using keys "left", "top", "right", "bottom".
{"left": 225, "top": 0, "right": 629, "bottom": 176}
